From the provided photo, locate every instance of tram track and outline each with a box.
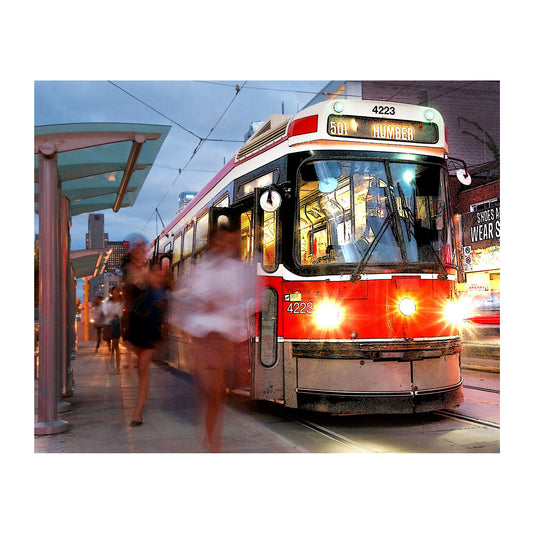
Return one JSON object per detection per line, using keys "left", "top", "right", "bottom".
{"left": 281, "top": 410, "right": 374, "bottom": 453}
{"left": 249, "top": 399, "right": 376, "bottom": 452}
{"left": 464, "top": 384, "right": 500, "bottom": 395}
{"left": 436, "top": 409, "right": 500, "bottom": 429}
{"left": 230, "top": 391, "right": 499, "bottom": 452}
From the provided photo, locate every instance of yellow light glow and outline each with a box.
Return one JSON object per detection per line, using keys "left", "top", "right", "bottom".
{"left": 444, "top": 299, "right": 472, "bottom": 326}
{"left": 398, "top": 297, "right": 416, "bottom": 317}
{"left": 314, "top": 301, "right": 343, "bottom": 328}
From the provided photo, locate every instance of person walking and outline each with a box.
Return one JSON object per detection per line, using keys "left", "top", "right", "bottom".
{"left": 122, "top": 239, "right": 169, "bottom": 427}
{"left": 102, "top": 286, "right": 124, "bottom": 373}
{"left": 174, "top": 227, "right": 253, "bottom": 452}
{"left": 92, "top": 296, "right": 105, "bottom": 353}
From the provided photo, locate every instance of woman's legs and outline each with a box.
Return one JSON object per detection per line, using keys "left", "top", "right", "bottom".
{"left": 95, "top": 327, "right": 101, "bottom": 352}
{"left": 132, "top": 347, "right": 154, "bottom": 423}
{"left": 201, "top": 369, "right": 226, "bottom": 452}
{"left": 113, "top": 339, "right": 121, "bottom": 372}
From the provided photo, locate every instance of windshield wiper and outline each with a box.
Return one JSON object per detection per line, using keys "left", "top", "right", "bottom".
{"left": 351, "top": 183, "right": 409, "bottom": 282}
{"left": 396, "top": 181, "right": 448, "bottom": 281}
{"left": 350, "top": 210, "right": 394, "bottom": 282}
{"left": 384, "top": 189, "right": 408, "bottom": 262}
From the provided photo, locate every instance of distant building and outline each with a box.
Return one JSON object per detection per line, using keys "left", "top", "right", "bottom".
{"left": 244, "top": 121, "right": 266, "bottom": 142}
{"left": 177, "top": 191, "right": 197, "bottom": 213}
{"left": 85, "top": 213, "right": 108, "bottom": 249}
{"left": 85, "top": 217, "right": 130, "bottom": 301}
{"left": 105, "top": 240, "right": 130, "bottom": 274}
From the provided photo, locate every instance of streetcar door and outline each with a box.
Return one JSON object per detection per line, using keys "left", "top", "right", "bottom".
{"left": 250, "top": 187, "right": 284, "bottom": 402}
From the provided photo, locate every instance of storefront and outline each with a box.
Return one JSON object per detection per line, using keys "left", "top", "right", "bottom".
{"left": 456, "top": 202, "right": 500, "bottom": 324}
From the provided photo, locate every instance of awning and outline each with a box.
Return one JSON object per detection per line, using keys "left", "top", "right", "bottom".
{"left": 34, "top": 122, "right": 171, "bottom": 216}
{"left": 71, "top": 248, "right": 113, "bottom": 278}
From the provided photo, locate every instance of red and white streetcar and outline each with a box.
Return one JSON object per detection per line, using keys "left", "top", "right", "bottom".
{"left": 151, "top": 98, "right": 465, "bottom": 414}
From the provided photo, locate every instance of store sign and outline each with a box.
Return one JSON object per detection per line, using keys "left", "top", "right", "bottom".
{"left": 467, "top": 282, "right": 490, "bottom": 293}
{"left": 461, "top": 206, "right": 500, "bottom": 249}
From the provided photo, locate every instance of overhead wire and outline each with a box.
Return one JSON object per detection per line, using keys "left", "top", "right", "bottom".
{"left": 107, "top": 81, "right": 243, "bottom": 143}
{"left": 108, "top": 81, "right": 202, "bottom": 140}
{"left": 139, "top": 81, "right": 248, "bottom": 232}
{"left": 198, "top": 80, "right": 364, "bottom": 99}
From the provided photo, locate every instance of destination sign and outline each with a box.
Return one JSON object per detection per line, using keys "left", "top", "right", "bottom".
{"left": 327, "top": 115, "right": 439, "bottom": 144}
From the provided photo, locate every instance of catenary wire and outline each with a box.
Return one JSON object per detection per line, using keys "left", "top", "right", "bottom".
{"left": 141, "top": 81, "right": 248, "bottom": 232}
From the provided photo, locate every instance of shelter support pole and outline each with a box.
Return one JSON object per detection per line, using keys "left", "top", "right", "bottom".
{"left": 55, "top": 179, "right": 70, "bottom": 413}
{"left": 84, "top": 278, "right": 90, "bottom": 340}
{"left": 59, "top": 196, "right": 74, "bottom": 400}
{"left": 35, "top": 143, "right": 69, "bottom": 435}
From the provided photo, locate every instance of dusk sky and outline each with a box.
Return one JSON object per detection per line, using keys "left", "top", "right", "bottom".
{"left": 34, "top": 80, "right": 329, "bottom": 251}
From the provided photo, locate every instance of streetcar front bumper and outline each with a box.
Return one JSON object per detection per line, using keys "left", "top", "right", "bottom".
{"left": 296, "top": 381, "right": 464, "bottom": 415}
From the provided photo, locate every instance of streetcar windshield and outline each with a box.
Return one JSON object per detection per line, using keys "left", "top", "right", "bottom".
{"left": 296, "top": 158, "right": 454, "bottom": 271}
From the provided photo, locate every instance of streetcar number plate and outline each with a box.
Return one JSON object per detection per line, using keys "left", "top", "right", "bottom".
{"left": 286, "top": 302, "right": 313, "bottom": 314}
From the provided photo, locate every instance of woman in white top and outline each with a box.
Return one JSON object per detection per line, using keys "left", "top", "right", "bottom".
{"left": 173, "top": 227, "right": 254, "bottom": 451}
{"left": 102, "top": 286, "right": 124, "bottom": 373}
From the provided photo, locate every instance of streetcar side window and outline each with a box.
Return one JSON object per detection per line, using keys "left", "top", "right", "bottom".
{"left": 240, "top": 210, "right": 254, "bottom": 263}
{"left": 182, "top": 223, "right": 195, "bottom": 276}
{"left": 172, "top": 231, "right": 182, "bottom": 281}
{"left": 195, "top": 212, "right": 209, "bottom": 260}
{"left": 262, "top": 210, "right": 278, "bottom": 272}
{"left": 214, "top": 194, "right": 230, "bottom": 208}
{"left": 260, "top": 287, "right": 278, "bottom": 367}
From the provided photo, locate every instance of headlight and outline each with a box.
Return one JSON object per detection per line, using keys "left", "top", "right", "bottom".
{"left": 398, "top": 297, "right": 416, "bottom": 317}
{"left": 445, "top": 300, "right": 472, "bottom": 325}
{"left": 314, "top": 301, "right": 343, "bottom": 328}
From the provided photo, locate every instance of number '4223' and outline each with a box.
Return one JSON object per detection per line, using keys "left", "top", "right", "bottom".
{"left": 372, "top": 105, "right": 395, "bottom": 115}
{"left": 286, "top": 302, "right": 313, "bottom": 314}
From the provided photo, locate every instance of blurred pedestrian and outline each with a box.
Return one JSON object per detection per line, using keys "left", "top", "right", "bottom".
{"left": 122, "top": 239, "right": 169, "bottom": 427}
{"left": 92, "top": 296, "right": 105, "bottom": 353}
{"left": 102, "top": 286, "right": 123, "bottom": 373}
{"left": 174, "top": 226, "right": 253, "bottom": 452}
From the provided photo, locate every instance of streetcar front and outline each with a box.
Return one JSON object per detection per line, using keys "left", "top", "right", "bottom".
{"left": 256, "top": 100, "right": 464, "bottom": 414}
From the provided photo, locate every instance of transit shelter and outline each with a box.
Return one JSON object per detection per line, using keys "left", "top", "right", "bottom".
{"left": 34, "top": 123, "right": 170, "bottom": 435}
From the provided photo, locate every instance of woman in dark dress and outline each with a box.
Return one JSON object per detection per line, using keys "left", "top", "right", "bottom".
{"left": 122, "top": 240, "right": 168, "bottom": 427}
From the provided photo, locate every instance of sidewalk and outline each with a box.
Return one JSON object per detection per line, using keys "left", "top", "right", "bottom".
{"left": 460, "top": 327, "right": 500, "bottom": 373}
{"left": 34, "top": 341, "right": 303, "bottom": 453}
{"left": 461, "top": 342, "right": 500, "bottom": 373}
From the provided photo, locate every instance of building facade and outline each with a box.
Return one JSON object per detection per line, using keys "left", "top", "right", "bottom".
{"left": 105, "top": 240, "right": 130, "bottom": 275}
{"left": 86, "top": 218, "right": 130, "bottom": 301}
{"left": 85, "top": 213, "right": 108, "bottom": 249}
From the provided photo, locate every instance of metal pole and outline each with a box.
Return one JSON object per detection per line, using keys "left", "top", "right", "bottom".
{"left": 55, "top": 185, "right": 69, "bottom": 413}
{"left": 35, "top": 142, "right": 69, "bottom": 435}
{"left": 60, "top": 196, "right": 73, "bottom": 400}
{"left": 84, "top": 277, "right": 90, "bottom": 340}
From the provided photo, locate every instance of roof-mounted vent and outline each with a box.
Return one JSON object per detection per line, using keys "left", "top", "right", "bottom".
{"left": 236, "top": 114, "right": 292, "bottom": 161}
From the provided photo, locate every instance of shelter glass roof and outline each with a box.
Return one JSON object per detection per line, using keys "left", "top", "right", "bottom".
{"left": 34, "top": 122, "right": 170, "bottom": 216}
{"left": 71, "top": 249, "right": 111, "bottom": 278}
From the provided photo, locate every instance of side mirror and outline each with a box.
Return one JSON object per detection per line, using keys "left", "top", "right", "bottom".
{"left": 260, "top": 189, "right": 282, "bottom": 212}
{"left": 456, "top": 168, "right": 472, "bottom": 186}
